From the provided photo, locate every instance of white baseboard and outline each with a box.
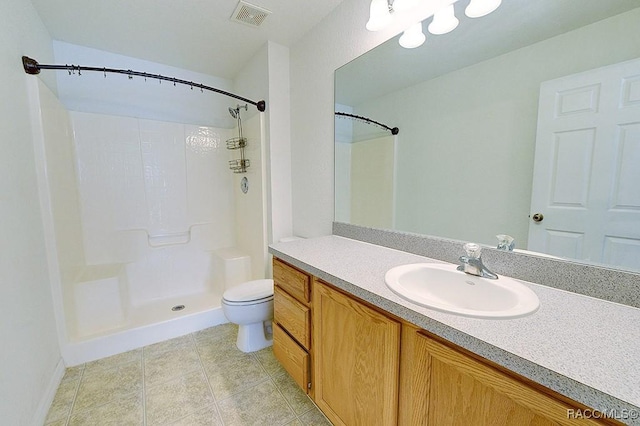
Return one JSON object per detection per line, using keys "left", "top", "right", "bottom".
{"left": 32, "top": 358, "right": 65, "bottom": 426}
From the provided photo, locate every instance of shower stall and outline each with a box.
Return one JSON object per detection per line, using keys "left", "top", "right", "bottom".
{"left": 28, "top": 73, "right": 268, "bottom": 365}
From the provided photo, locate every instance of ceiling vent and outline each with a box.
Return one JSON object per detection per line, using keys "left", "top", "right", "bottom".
{"left": 231, "top": 1, "right": 271, "bottom": 27}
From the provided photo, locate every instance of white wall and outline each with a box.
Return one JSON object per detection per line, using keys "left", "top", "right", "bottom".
{"left": 0, "top": 0, "right": 63, "bottom": 424}
{"left": 355, "top": 8, "right": 640, "bottom": 247}
{"left": 232, "top": 113, "right": 268, "bottom": 279}
{"left": 233, "top": 44, "right": 269, "bottom": 278}
{"left": 234, "top": 41, "right": 294, "bottom": 276}
{"left": 265, "top": 42, "right": 293, "bottom": 245}
{"left": 290, "top": 0, "right": 454, "bottom": 237}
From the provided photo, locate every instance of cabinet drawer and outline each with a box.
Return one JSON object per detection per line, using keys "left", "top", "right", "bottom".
{"left": 273, "top": 258, "right": 310, "bottom": 305}
{"left": 274, "top": 286, "right": 311, "bottom": 349}
{"left": 273, "top": 323, "right": 310, "bottom": 393}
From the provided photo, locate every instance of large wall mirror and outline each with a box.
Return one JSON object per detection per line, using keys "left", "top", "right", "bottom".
{"left": 335, "top": 0, "right": 640, "bottom": 273}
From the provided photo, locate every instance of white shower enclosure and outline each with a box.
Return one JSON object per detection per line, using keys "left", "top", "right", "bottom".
{"left": 29, "top": 78, "right": 267, "bottom": 365}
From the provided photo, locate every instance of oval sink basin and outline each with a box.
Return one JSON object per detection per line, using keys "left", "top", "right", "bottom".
{"left": 385, "top": 263, "right": 539, "bottom": 319}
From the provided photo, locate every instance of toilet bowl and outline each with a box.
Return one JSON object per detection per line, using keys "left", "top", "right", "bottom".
{"left": 221, "top": 278, "right": 274, "bottom": 353}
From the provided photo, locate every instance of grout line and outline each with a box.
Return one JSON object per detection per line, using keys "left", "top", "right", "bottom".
{"left": 192, "top": 331, "right": 226, "bottom": 426}
{"left": 257, "top": 352, "right": 299, "bottom": 426}
{"left": 141, "top": 346, "right": 147, "bottom": 426}
{"left": 64, "top": 364, "right": 85, "bottom": 426}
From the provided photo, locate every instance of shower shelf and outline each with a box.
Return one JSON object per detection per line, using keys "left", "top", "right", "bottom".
{"left": 229, "top": 159, "right": 250, "bottom": 173}
{"left": 227, "top": 104, "right": 249, "bottom": 173}
{"left": 226, "top": 137, "right": 247, "bottom": 150}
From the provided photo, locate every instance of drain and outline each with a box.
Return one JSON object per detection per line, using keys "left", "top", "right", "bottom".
{"left": 171, "top": 305, "right": 185, "bottom": 312}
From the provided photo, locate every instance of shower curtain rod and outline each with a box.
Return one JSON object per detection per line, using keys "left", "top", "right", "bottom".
{"left": 335, "top": 111, "right": 399, "bottom": 135}
{"left": 22, "top": 56, "right": 266, "bottom": 112}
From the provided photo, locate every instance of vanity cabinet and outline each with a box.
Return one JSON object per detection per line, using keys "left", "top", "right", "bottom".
{"left": 399, "top": 324, "right": 618, "bottom": 426}
{"left": 273, "top": 259, "right": 618, "bottom": 425}
{"left": 272, "top": 258, "right": 313, "bottom": 393}
{"left": 313, "top": 280, "right": 401, "bottom": 426}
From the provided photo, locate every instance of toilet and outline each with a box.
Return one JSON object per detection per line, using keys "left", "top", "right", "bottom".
{"left": 221, "top": 278, "right": 274, "bottom": 352}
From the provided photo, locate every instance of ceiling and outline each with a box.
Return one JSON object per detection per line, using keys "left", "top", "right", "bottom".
{"left": 30, "top": 0, "right": 346, "bottom": 79}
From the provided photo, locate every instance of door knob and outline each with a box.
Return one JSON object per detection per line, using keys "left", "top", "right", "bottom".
{"left": 531, "top": 213, "right": 544, "bottom": 223}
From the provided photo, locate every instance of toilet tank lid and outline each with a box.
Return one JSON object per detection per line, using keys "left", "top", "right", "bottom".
{"left": 223, "top": 279, "right": 274, "bottom": 303}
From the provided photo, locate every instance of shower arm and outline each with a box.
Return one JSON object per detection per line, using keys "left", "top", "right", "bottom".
{"left": 22, "top": 56, "right": 266, "bottom": 112}
{"left": 335, "top": 111, "right": 399, "bottom": 135}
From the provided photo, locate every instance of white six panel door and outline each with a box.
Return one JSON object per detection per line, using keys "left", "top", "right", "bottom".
{"left": 528, "top": 58, "right": 640, "bottom": 271}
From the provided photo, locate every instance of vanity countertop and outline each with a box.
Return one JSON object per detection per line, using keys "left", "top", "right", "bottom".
{"left": 269, "top": 235, "right": 640, "bottom": 424}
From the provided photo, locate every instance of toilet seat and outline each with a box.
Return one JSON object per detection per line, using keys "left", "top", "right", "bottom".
{"left": 222, "top": 279, "right": 273, "bottom": 305}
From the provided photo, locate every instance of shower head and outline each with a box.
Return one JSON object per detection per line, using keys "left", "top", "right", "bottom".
{"left": 228, "top": 104, "right": 248, "bottom": 119}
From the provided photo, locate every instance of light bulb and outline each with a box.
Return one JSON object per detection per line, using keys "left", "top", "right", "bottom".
{"left": 399, "top": 22, "right": 426, "bottom": 49}
{"left": 366, "top": 0, "right": 392, "bottom": 31}
{"left": 392, "top": 0, "right": 420, "bottom": 13}
{"left": 465, "top": 0, "right": 502, "bottom": 18}
{"left": 428, "top": 4, "right": 459, "bottom": 35}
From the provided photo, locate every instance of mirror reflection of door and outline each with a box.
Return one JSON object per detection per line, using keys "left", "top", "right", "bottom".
{"left": 528, "top": 58, "right": 640, "bottom": 270}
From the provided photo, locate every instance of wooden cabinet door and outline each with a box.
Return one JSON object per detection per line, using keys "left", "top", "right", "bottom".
{"left": 399, "top": 325, "right": 607, "bottom": 426}
{"left": 313, "top": 281, "right": 401, "bottom": 426}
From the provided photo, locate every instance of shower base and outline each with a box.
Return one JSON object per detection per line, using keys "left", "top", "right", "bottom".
{"left": 62, "top": 291, "right": 228, "bottom": 366}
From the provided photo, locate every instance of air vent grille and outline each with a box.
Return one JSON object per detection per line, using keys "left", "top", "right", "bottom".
{"left": 231, "top": 1, "right": 271, "bottom": 27}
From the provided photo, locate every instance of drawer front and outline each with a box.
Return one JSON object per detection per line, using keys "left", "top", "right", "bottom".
{"left": 273, "top": 323, "right": 310, "bottom": 393}
{"left": 273, "top": 258, "right": 310, "bottom": 305}
{"left": 274, "top": 286, "right": 311, "bottom": 350}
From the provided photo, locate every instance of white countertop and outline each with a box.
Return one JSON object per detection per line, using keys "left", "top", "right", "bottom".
{"left": 269, "top": 235, "right": 640, "bottom": 424}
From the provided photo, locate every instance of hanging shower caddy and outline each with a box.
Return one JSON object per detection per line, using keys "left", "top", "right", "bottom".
{"left": 227, "top": 104, "right": 249, "bottom": 173}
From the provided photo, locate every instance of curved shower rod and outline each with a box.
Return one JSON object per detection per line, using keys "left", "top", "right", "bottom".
{"left": 335, "top": 111, "right": 399, "bottom": 135}
{"left": 22, "top": 56, "right": 266, "bottom": 112}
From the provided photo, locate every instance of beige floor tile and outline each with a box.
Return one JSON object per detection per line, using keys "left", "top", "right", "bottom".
{"left": 62, "top": 364, "right": 85, "bottom": 383}
{"left": 203, "top": 351, "right": 270, "bottom": 400}
{"left": 145, "top": 370, "right": 215, "bottom": 425}
{"left": 254, "top": 346, "right": 286, "bottom": 377}
{"left": 72, "top": 360, "right": 142, "bottom": 414}
{"left": 273, "top": 372, "right": 315, "bottom": 415}
{"left": 218, "top": 380, "right": 296, "bottom": 426}
{"left": 144, "top": 345, "right": 201, "bottom": 386}
{"left": 193, "top": 323, "right": 237, "bottom": 347}
{"left": 286, "top": 420, "right": 304, "bottom": 426}
{"left": 44, "top": 420, "right": 66, "bottom": 426}
{"left": 299, "top": 406, "right": 333, "bottom": 426}
{"left": 198, "top": 340, "right": 252, "bottom": 367}
{"left": 144, "top": 333, "right": 194, "bottom": 358}
{"left": 170, "top": 405, "right": 224, "bottom": 425}
{"left": 83, "top": 348, "right": 142, "bottom": 375}
{"left": 45, "top": 379, "right": 79, "bottom": 423}
{"left": 68, "top": 392, "right": 143, "bottom": 426}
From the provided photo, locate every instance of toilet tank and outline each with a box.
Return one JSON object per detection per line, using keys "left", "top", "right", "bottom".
{"left": 211, "top": 247, "right": 251, "bottom": 291}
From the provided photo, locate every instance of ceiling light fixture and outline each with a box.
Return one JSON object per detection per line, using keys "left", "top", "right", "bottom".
{"left": 428, "top": 4, "right": 459, "bottom": 35}
{"left": 366, "top": 0, "right": 393, "bottom": 31}
{"left": 399, "top": 22, "right": 426, "bottom": 48}
{"left": 465, "top": 0, "right": 502, "bottom": 18}
{"left": 392, "top": 0, "right": 420, "bottom": 13}
{"left": 366, "top": 0, "right": 501, "bottom": 49}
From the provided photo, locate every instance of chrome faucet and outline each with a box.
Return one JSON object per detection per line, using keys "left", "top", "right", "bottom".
{"left": 457, "top": 243, "right": 498, "bottom": 279}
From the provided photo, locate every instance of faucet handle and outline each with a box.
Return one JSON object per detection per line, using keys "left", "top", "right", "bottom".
{"left": 462, "top": 242, "right": 482, "bottom": 259}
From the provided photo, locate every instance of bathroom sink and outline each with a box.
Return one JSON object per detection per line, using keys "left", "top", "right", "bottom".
{"left": 384, "top": 263, "right": 539, "bottom": 319}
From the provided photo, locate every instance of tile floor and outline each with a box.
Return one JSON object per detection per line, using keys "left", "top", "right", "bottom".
{"left": 45, "top": 323, "right": 332, "bottom": 425}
